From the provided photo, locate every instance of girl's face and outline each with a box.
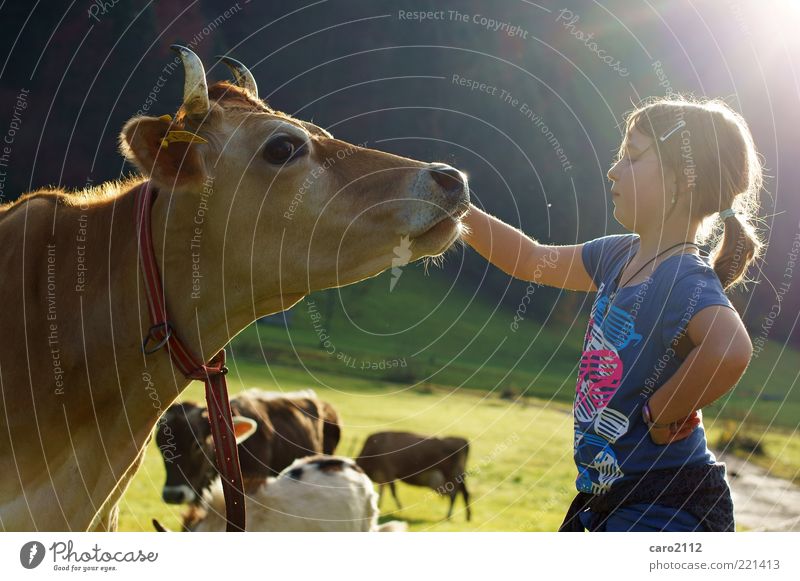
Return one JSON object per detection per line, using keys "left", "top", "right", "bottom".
{"left": 607, "top": 127, "right": 675, "bottom": 233}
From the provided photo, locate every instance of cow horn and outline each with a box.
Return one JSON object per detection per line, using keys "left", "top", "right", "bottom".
{"left": 215, "top": 55, "right": 258, "bottom": 97}
{"left": 170, "top": 44, "right": 209, "bottom": 118}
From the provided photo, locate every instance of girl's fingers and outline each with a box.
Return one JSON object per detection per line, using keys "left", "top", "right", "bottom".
{"left": 668, "top": 420, "right": 701, "bottom": 442}
{"left": 647, "top": 408, "right": 705, "bottom": 444}
{"left": 648, "top": 417, "right": 701, "bottom": 444}
{"left": 649, "top": 427, "right": 675, "bottom": 444}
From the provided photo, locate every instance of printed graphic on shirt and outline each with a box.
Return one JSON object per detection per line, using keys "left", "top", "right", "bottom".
{"left": 573, "top": 282, "right": 634, "bottom": 494}
{"left": 574, "top": 295, "right": 624, "bottom": 424}
{"left": 594, "top": 294, "right": 643, "bottom": 349}
{"left": 574, "top": 431, "right": 625, "bottom": 494}
{"left": 593, "top": 407, "right": 630, "bottom": 443}
{"left": 574, "top": 342, "right": 621, "bottom": 423}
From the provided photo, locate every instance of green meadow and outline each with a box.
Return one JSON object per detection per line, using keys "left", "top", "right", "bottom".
{"left": 118, "top": 266, "right": 800, "bottom": 531}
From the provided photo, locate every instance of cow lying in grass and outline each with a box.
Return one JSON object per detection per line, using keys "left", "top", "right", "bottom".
{"left": 154, "top": 453, "right": 406, "bottom": 532}
{"left": 156, "top": 389, "right": 341, "bottom": 504}
{"left": 356, "top": 431, "right": 472, "bottom": 521}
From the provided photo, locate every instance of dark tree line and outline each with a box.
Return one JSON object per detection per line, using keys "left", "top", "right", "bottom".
{"left": 0, "top": 0, "right": 795, "bottom": 345}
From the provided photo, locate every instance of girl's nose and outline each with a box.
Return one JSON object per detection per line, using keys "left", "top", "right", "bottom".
{"left": 607, "top": 162, "right": 619, "bottom": 182}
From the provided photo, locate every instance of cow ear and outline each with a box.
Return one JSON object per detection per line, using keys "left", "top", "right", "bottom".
{"left": 119, "top": 115, "right": 207, "bottom": 194}
{"left": 232, "top": 416, "right": 257, "bottom": 444}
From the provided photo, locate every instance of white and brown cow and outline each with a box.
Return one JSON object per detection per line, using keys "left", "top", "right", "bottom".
{"left": 157, "top": 389, "right": 341, "bottom": 504}
{"left": 356, "top": 431, "right": 472, "bottom": 521}
{"left": 154, "top": 455, "right": 407, "bottom": 532}
{"left": 0, "top": 47, "right": 468, "bottom": 531}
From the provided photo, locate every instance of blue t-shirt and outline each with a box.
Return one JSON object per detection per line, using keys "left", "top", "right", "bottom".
{"left": 574, "top": 234, "right": 736, "bottom": 495}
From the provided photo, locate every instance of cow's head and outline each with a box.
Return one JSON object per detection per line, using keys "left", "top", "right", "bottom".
{"left": 120, "top": 46, "right": 469, "bottom": 317}
{"left": 156, "top": 402, "right": 256, "bottom": 504}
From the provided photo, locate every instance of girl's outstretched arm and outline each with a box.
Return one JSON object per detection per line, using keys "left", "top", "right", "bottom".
{"left": 461, "top": 204, "right": 595, "bottom": 292}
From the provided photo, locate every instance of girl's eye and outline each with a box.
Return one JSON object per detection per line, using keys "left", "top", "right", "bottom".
{"left": 262, "top": 134, "right": 308, "bottom": 165}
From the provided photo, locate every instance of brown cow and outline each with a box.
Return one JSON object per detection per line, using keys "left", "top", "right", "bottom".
{"left": 0, "top": 47, "right": 468, "bottom": 530}
{"left": 156, "top": 389, "right": 341, "bottom": 503}
{"left": 356, "top": 431, "right": 472, "bottom": 521}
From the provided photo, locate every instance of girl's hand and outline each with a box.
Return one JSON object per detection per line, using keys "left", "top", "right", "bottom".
{"left": 648, "top": 409, "right": 702, "bottom": 445}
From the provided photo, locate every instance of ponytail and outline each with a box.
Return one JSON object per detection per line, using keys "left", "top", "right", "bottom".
{"left": 710, "top": 212, "right": 761, "bottom": 291}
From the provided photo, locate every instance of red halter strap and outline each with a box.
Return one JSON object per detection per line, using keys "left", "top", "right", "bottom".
{"left": 135, "top": 181, "right": 245, "bottom": 531}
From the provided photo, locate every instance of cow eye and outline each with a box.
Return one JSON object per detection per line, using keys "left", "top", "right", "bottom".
{"left": 262, "top": 134, "right": 308, "bottom": 165}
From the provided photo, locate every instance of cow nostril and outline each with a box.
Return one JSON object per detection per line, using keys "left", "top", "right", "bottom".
{"left": 429, "top": 164, "right": 465, "bottom": 194}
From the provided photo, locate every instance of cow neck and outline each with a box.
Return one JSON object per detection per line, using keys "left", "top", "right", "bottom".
{"left": 135, "top": 181, "right": 245, "bottom": 532}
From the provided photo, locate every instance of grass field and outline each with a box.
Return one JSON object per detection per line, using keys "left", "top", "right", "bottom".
{"left": 118, "top": 358, "right": 795, "bottom": 532}
{"left": 117, "top": 266, "right": 800, "bottom": 531}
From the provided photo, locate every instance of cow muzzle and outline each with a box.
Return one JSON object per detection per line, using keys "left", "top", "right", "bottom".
{"left": 405, "top": 163, "right": 470, "bottom": 246}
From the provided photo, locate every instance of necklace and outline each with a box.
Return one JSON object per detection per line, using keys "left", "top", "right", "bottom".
{"left": 603, "top": 241, "right": 699, "bottom": 319}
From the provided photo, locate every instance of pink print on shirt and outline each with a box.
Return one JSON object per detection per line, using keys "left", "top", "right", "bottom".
{"left": 575, "top": 322, "right": 623, "bottom": 424}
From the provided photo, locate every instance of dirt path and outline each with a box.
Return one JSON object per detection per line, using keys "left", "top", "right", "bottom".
{"left": 716, "top": 450, "right": 800, "bottom": 532}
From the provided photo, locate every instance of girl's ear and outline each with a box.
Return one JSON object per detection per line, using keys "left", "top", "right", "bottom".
{"left": 119, "top": 115, "right": 207, "bottom": 194}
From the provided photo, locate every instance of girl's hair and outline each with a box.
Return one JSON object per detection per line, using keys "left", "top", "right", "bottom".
{"left": 622, "top": 96, "right": 763, "bottom": 291}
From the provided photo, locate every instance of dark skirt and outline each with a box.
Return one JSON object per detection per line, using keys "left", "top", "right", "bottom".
{"left": 558, "top": 462, "right": 735, "bottom": 532}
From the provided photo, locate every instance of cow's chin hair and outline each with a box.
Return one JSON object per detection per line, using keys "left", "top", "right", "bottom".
{"left": 411, "top": 216, "right": 463, "bottom": 257}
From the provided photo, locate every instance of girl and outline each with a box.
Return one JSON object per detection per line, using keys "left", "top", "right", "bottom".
{"left": 462, "top": 97, "right": 762, "bottom": 532}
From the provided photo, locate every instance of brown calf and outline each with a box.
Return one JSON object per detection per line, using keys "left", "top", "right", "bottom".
{"left": 356, "top": 431, "right": 471, "bottom": 521}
